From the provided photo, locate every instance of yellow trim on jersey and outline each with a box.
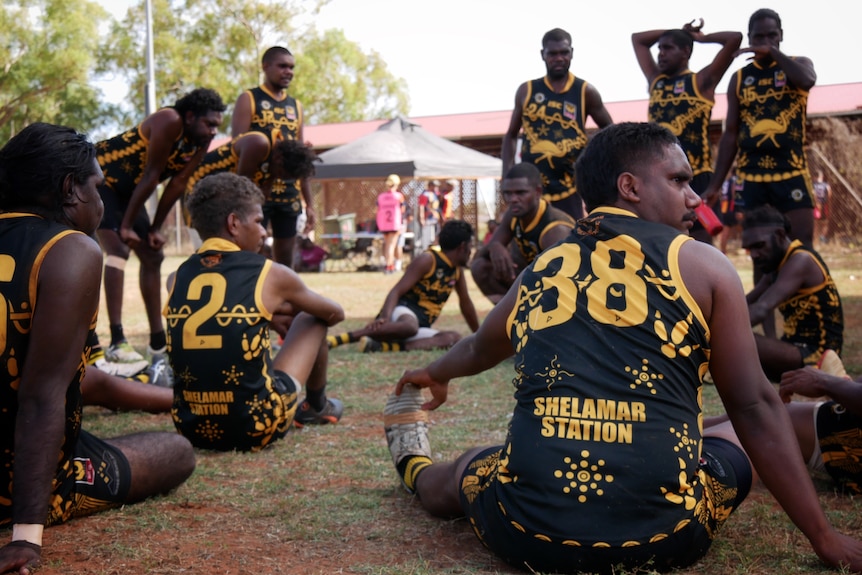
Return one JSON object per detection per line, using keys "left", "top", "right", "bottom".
{"left": 667, "top": 234, "right": 709, "bottom": 338}
{"left": 197, "top": 237, "right": 241, "bottom": 253}
{"left": 256, "top": 259, "right": 274, "bottom": 320}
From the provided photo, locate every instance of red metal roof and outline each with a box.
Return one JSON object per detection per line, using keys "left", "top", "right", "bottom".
{"left": 305, "top": 82, "right": 862, "bottom": 150}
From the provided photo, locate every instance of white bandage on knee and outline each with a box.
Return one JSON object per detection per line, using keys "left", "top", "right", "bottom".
{"left": 105, "top": 255, "right": 127, "bottom": 271}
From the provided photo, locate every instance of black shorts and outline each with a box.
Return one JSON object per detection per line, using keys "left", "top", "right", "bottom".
{"left": 458, "top": 438, "right": 751, "bottom": 574}
{"left": 816, "top": 401, "right": 862, "bottom": 494}
{"left": 740, "top": 173, "right": 814, "bottom": 213}
{"left": 46, "top": 430, "right": 132, "bottom": 526}
{"left": 263, "top": 202, "right": 300, "bottom": 239}
{"left": 97, "top": 184, "right": 151, "bottom": 237}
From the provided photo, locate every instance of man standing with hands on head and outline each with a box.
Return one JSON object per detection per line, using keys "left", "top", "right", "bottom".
{"left": 232, "top": 46, "right": 315, "bottom": 267}
{"left": 703, "top": 8, "right": 817, "bottom": 247}
{"left": 632, "top": 18, "right": 742, "bottom": 243}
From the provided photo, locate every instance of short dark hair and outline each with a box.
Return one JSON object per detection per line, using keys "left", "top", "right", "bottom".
{"left": 262, "top": 46, "right": 292, "bottom": 65}
{"left": 742, "top": 205, "right": 790, "bottom": 233}
{"left": 187, "top": 172, "right": 264, "bottom": 239}
{"left": 174, "top": 88, "right": 226, "bottom": 118}
{"left": 542, "top": 28, "right": 572, "bottom": 48}
{"left": 274, "top": 139, "right": 318, "bottom": 180}
{"left": 659, "top": 29, "right": 694, "bottom": 55}
{"left": 0, "top": 122, "right": 98, "bottom": 216}
{"left": 438, "top": 219, "right": 473, "bottom": 251}
{"left": 505, "top": 162, "right": 542, "bottom": 188}
{"left": 575, "top": 123, "right": 680, "bottom": 212}
{"left": 749, "top": 8, "right": 781, "bottom": 32}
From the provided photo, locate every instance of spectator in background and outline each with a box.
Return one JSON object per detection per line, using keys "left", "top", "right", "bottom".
{"left": 483, "top": 219, "right": 498, "bottom": 245}
{"left": 377, "top": 174, "right": 405, "bottom": 274}
{"left": 296, "top": 236, "right": 329, "bottom": 272}
{"left": 418, "top": 180, "right": 441, "bottom": 249}
{"left": 813, "top": 169, "right": 832, "bottom": 245}
{"left": 439, "top": 179, "right": 457, "bottom": 221}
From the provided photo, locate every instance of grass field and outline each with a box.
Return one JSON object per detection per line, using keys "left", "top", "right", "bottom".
{"left": 40, "top": 240, "right": 862, "bottom": 575}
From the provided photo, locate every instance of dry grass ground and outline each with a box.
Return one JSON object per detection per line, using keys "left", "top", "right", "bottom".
{"left": 34, "top": 240, "right": 862, "bottom": 574}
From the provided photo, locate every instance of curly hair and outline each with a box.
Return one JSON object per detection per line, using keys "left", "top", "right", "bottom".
{"left": 660, "top": 29, "right": 694, "bottom": 55}
{"left": 742, "top": 205, "right": 791, "bottom": 233}
{"left": 273, "top": 139, "right": 318, "bottom": 180}
{"left": 174, "top": 88, "right": 227, "bottom": 118}
{"left": 186, "top": 173, "right": 264, "bottom": 239}
{"left": 542, "top": 28, "right": 572, "bottom": 48}
{"left": 0, "top": 122, "right": 98, "bottom": 216}
{"left": 576, "top": 122, "right": 680, "bottom": 212}
{"left": 438, "top": 219, "right": 473, "bottom": 251}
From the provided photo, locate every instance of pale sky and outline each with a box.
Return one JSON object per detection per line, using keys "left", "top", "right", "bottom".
{"left": 98, "top": 0, "right": 862, "bottom": 119}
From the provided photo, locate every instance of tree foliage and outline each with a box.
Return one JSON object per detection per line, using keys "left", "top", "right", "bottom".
{"left": 0, "top": 0, "right": 109, "bottom": 141}
{"left": 97, "top": 0, "right": 409, "bottom": 129}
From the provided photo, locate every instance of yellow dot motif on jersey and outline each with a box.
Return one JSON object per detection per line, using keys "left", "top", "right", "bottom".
{"left": 669, "top": 422, "right": 698, "bottom": 460}
{"left": 196, "top": 420, "right": 223, "bottom": 442}
{"left": 537, "top": 354, "right": 575, "bottom": 390}
{"left": 553, "top": 450, "right": 614, "bottom": 503}
{"left": 625, "top": 358, "right": 662, "bottom": 394}
{"left": 222, "top": 365, "right": 243, "bottom": 386}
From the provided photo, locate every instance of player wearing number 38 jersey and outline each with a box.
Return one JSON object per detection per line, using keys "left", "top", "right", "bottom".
{"left": 165, "top": 172, "right": 344, "bottom": 452}
{"left": 384, "top": 123, "right": 862, "bottom": 574}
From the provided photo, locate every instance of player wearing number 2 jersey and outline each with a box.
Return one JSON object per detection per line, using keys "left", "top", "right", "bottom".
{"left": 382, "top": 123, "right": 862, "bottom": 574}
{"left": 165, "top": 173, "right": 344, "bottom": 452}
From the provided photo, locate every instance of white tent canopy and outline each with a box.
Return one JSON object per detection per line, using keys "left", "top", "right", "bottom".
{"left": 314, "top": 116, "right": 502, "bottom": 180}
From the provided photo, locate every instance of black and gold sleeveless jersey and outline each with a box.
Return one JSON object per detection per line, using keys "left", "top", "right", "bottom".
{"left": 519, "top": 73, "right": 589, "bottom": 203}
{"left": 648, "top": 71, "right": 714, "bottom": 177}
{"left": 0, "top": 213, "right": 91, "bottom": 526}
{"left": 186, "top": 134, "right": 271, "bottom": 195}
{"left": 243, "top": 86, "right": 303, "bottom": 207}
{"left": 164, "top": 238, "right": 297, "bottom": 452}
{"left": 397, "top": 248, "right": 460, "bottom": 328}
{"left": 734, "top": 60, "right": 810, "bottom": 183}
{"left": 510, "top": 198, "right": 575, "bottom": 265}
{"left": 777, "top": 240, "right": 843, "bottom": 362}
{"left": 96, "top": 111, "right": 203, "bottom": 196}
{"left": 486, "top": 207, "right": 712, "bottom": 548}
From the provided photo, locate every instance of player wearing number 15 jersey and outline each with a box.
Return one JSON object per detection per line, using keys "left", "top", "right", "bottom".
{"left": 165, "top": 173, "right": 344, "bottom": 452}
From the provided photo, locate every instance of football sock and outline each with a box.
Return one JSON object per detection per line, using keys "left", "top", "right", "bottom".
{"left": 109, "top": 324, "right": 125, "bottom": 346}
{"left": 379, "top": 340, "right": 404, "bottom": 352}
{"left": 305, "top": 389, "right": 326, "bottom": 412}
{"left": 149, "top": 330, "right": 167, "bottom": 351}
{"left": 327, "top": 332, "right": 357, "bottom": 349}
{"left": 397, "top": 455, "right": 432, "bottom": 492}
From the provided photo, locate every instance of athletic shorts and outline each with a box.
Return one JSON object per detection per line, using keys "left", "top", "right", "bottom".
{"left": 97, "top": 184, "right": 151, "bottom": 237}
{"left": 814, "top": 401, "right": 862, "bottom": 494}
{"left": 458, "top": 437, "right": 751, "bottom": 574}
{"left": 391, "top": 306, "right": 438, "bottom": 341}
{"left": 45, "top": 430, "right": 132, "bottom": 526}
{"left": 785, "top": 340, "right": 821, "bottom": 367}
{"left": 739, "top": 173, "right": 814, "bottom": 213}
{"left": 263, "top": 202, "right": 300, "bottom": 239}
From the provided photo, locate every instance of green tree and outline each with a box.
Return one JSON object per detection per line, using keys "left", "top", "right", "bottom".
{"left": 98, "top": 0, "right": 409, "bottom": 128}
{"left": 0, "top": 0, "right": 109, "bottom": 141}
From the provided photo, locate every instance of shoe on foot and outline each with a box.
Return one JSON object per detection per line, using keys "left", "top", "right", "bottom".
{"left": 294, "top": 398, "right": 344, "bottom": 428}
{"left": 106, "top": 341, "right": 145, "bottom": 363}
{"left": 93, "top": 357, "right": 149, "bottom": 378}
{"left": 383, "top": 384, "right": 431, "bottom": 470}
{"left": 358, "top": 336, "right": 382, "bottom": 353}
{"left": 146, "top": 355, "right": 175, "bottom": 388}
